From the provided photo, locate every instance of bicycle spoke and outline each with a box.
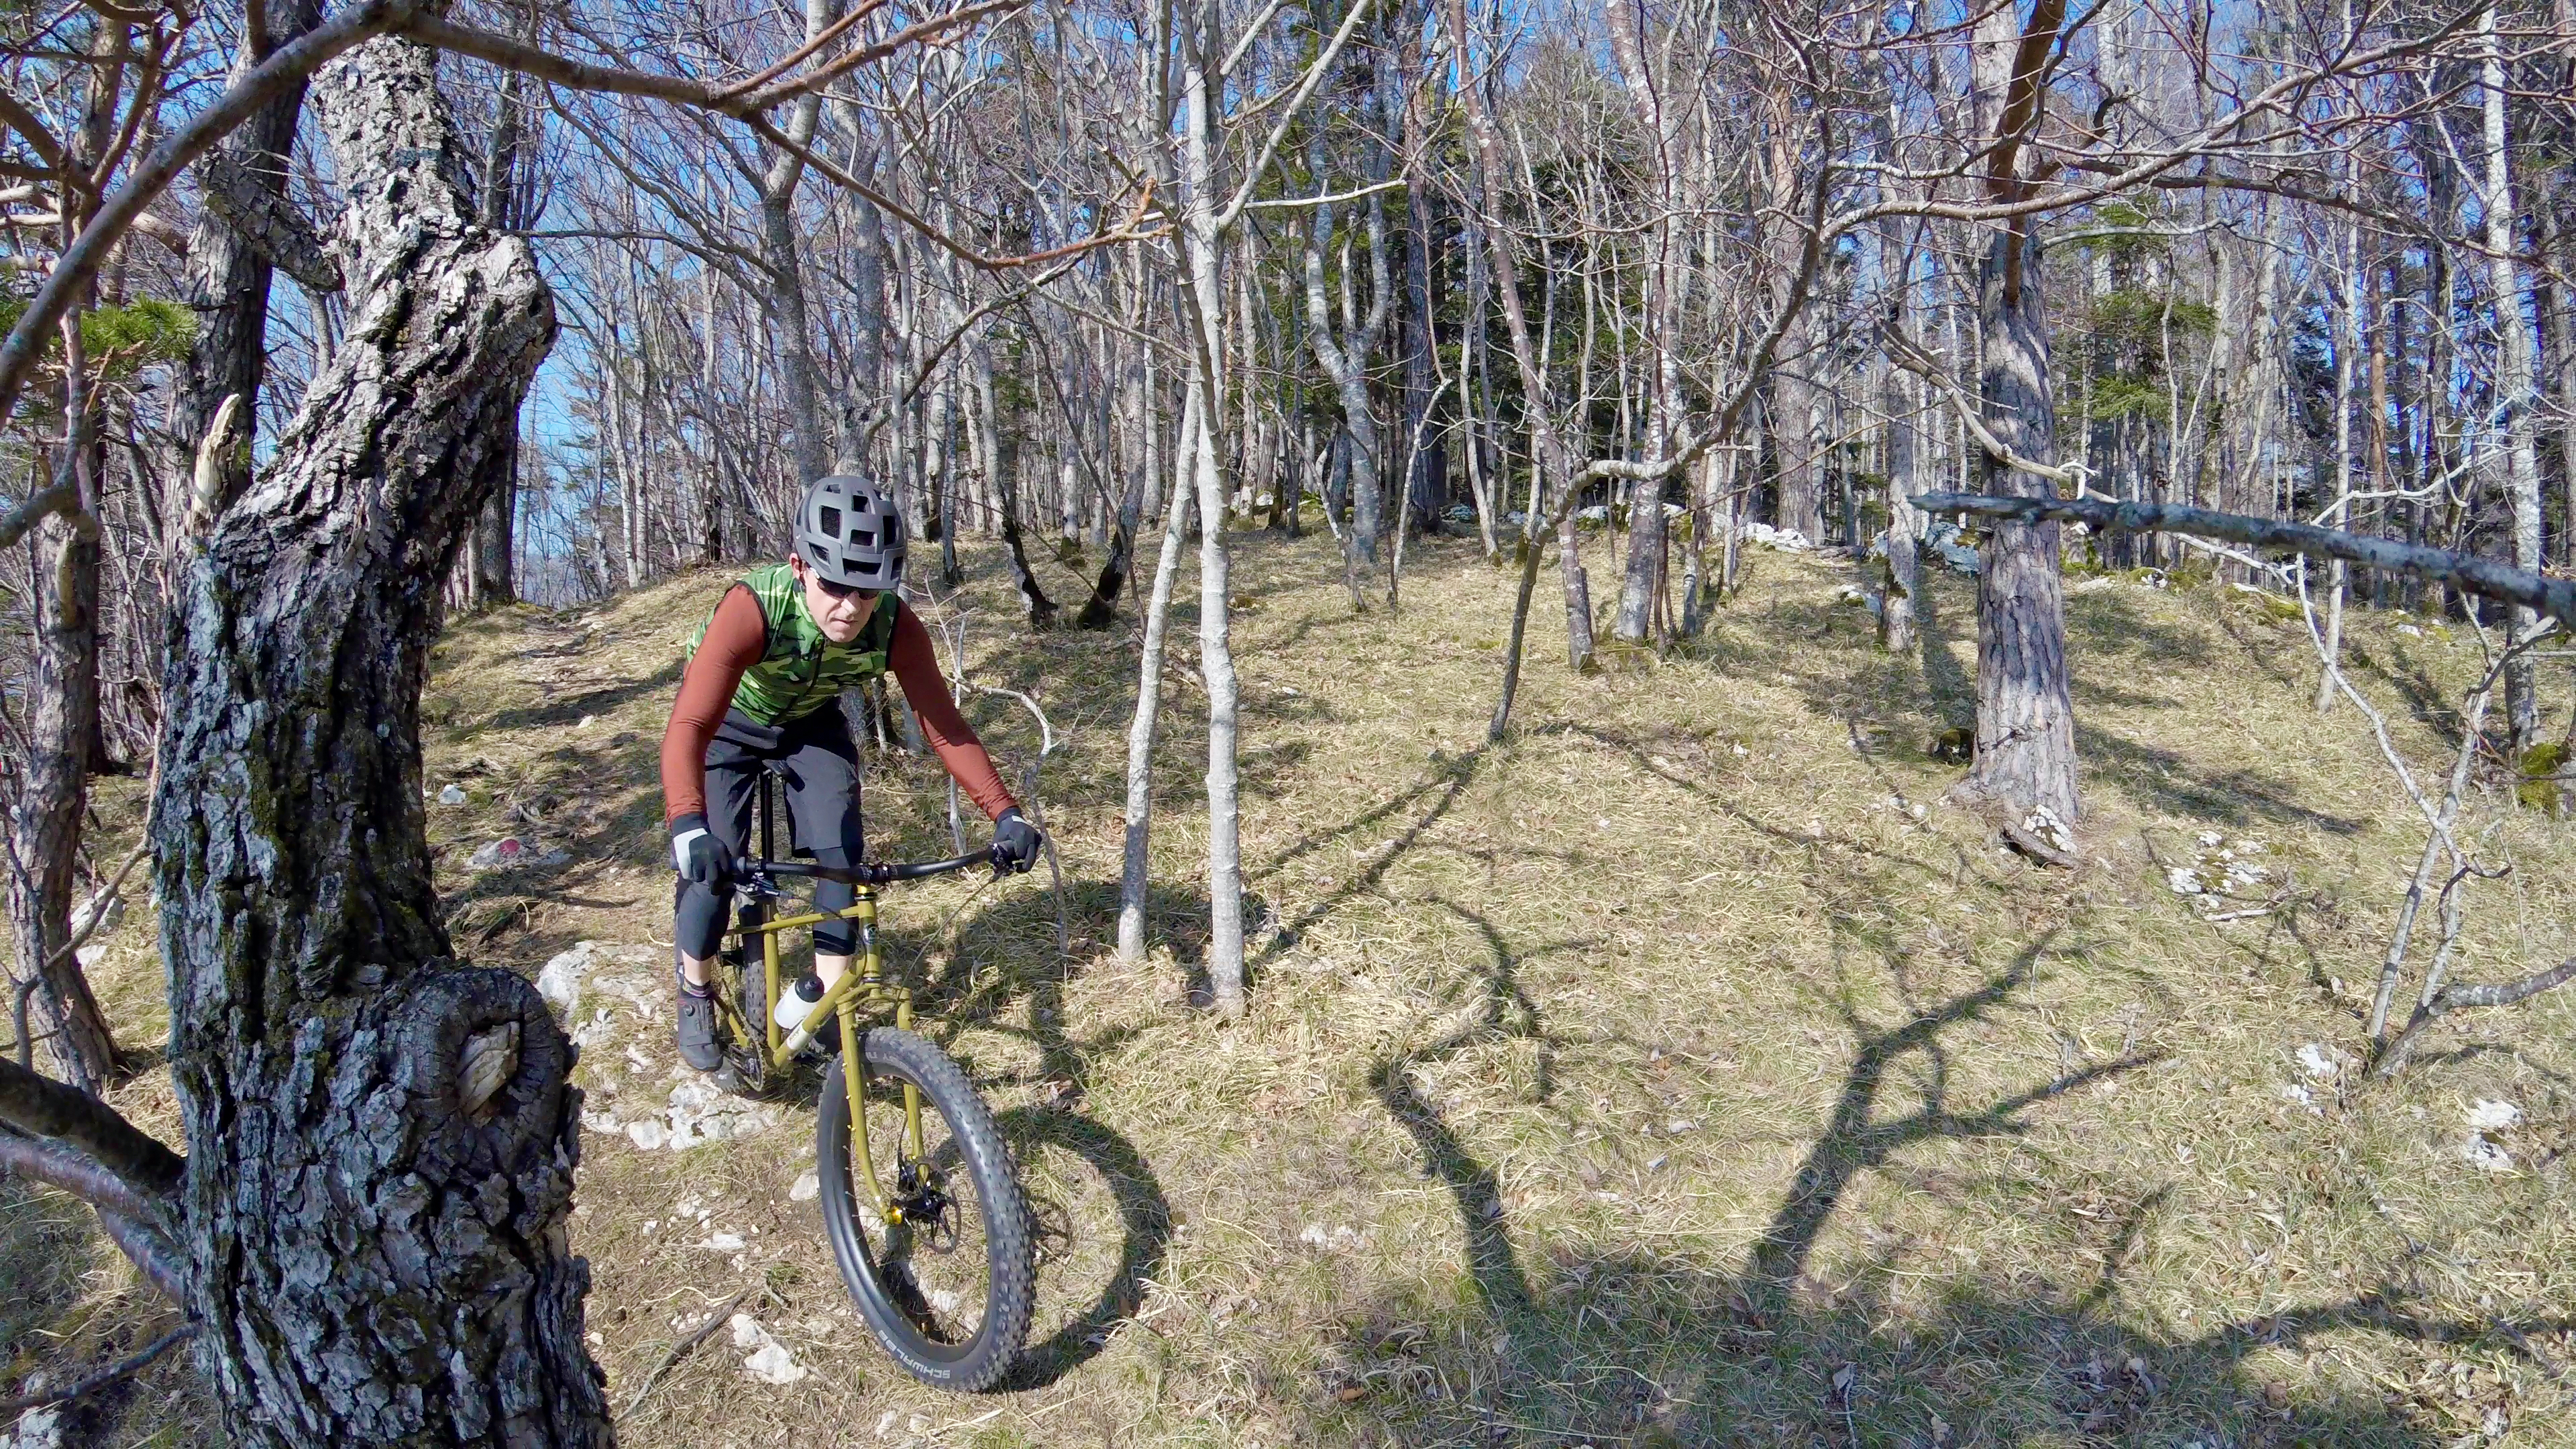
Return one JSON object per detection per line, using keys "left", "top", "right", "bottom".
{"left": 851, "top": 1069, "right": 993, "bottom": 1346}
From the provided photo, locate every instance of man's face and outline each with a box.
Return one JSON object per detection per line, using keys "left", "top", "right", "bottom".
{"left": 791, "top": 554, "right": 880, "bottom": 644}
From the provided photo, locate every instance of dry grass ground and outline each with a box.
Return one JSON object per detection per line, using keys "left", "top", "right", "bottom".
{"left": 9, "top": 522, "right": 2576, "bottom": 1448}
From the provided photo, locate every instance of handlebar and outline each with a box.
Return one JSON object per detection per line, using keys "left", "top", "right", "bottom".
{"left": 731, "top": 849, "right": 997, "bottom": 886}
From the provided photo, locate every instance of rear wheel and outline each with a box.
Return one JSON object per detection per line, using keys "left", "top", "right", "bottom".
{"left": 816, "top": 1028, "right": 1033, "bottom": 1391}
{"left": 716, "top": 903, "right": 778, "bottom": 1096}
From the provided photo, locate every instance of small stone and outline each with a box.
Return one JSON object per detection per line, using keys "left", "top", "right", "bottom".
{"left": 69, "top": 890, "right": 123, "bottom": 939}
{"left": 2466, "top": 1099, "right": 2521, "bottom": 1132}
{"left": 790, "top": 1169, "right": 820, "bottom": 1202}
{"left": 439, "top": 784, "right": 468, "bottom": 805}
{"left": 537, "top": 941, "right": 608, "bottom": 1013}
{"left": 625, "top": 1119, "right": 668, "bottom": 1151}
{"left": 2462, "top": 1136, "right": 2514, "bottom": 1173}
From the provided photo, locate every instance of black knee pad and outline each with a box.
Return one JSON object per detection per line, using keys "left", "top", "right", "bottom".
{"left": 811, "top": 877, "right": 859, "bottom": 956}
{"left": 673, "top": 877, "right": 729, "bottom": 960}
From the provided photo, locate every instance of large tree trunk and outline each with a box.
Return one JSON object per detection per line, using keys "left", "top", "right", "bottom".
{"left": 1962, "top": 230, "right": 2079, "bottom": 824}
{"left": 1177, "top": 0, "right": 1245, "bottom": 1016}
{"left": 1881, "top": 358, "right": 1923, "bottom": 655}
{"left": 152, "top": 39, "right": 604, "bottom": 1445}
{"left": 466, "top": 66, "right": 533, "bottom": 608}
{"left": 1958, "top": 0, "right": 2079, "bottom": 826}
{"left": 1301, "top": 131, "right": 1391, "bottom": 610}
{"left": 1606, "top": 0, "right": 1679, "bottom": 647}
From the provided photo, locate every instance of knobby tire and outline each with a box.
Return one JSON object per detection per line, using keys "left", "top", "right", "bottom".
{"left": 816, "top": 1028, "right": 1034, "bottom": 1392}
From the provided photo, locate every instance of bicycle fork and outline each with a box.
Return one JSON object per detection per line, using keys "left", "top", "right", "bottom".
{"left": 798, "top": 894, "right": 925, "bottom": 1224}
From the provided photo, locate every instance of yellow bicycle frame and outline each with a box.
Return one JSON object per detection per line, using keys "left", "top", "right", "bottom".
{"left": 720, "top": 885, "right": 926, "bottom": 1222}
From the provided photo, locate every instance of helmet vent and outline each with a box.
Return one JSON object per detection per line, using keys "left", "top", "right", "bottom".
{"left": 819, "top": 506, "right": 842, "bottom": 537}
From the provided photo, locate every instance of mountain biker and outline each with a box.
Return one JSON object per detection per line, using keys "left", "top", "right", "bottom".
{"left": 661, "top": 474, "right": 1040, "bottom": 1071}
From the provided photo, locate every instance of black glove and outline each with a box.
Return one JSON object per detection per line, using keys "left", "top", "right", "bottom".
{"left": 669, "top": 812, "right": 727, "bottom": 885}
{"left": 990, "top": 808, "right": 1040, "bottom": 875}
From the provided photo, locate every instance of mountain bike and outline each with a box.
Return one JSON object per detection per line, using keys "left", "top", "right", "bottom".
{"left": 706, "top": 775, "right": 1033, "bottom": 1393}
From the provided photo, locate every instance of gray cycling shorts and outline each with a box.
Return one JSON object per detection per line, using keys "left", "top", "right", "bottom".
{"left": 674, "top": 706, "right": 864, "bottom": 958}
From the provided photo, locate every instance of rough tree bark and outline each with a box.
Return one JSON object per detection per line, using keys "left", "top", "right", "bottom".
{"left": 1960, "top": 0, "right": 2081, "bottom": 826}
{"left": 9, "top": 25, "right": 133, "bottom": 1091}
{"left": 152, "top": 38, "right": 605, "bottom": 1445}
{"left": 10, "top": 347, "right": 118, "bottom": 1091}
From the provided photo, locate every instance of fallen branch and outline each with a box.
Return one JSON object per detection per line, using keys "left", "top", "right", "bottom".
{"left": 1915, "top": 493, "right": 2576, "bottom": 629}
{"left": 621, "top": 1287, "right": 752, "bottom": 1416}
{"left": 0, "top": 1323, "right": 197, "bottom": 1417}
{"left": 2000, "top": 818, "right": 2081, "bottom": 870}
{"left": 2375, "top": 959, "right": 2576, "bottom": 1079}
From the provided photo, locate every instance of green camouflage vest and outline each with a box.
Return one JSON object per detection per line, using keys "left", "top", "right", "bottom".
{"left": 692, "top": 563, "right": 900, "bottom": 725}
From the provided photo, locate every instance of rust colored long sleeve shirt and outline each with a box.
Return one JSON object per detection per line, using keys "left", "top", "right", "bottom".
{"left": 660, "top": 584, "right": 1018, "bottom": 825}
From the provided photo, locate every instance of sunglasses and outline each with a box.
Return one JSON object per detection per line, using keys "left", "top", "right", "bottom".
{"left": 812, "top": 576, "right": 883, "bottom": 603}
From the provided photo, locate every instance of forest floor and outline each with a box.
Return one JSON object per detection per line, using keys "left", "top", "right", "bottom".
{"left": 11, "top": 522, "right": 2576, "bottom": 1448}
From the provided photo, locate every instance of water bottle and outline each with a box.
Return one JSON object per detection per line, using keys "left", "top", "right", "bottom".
{"left": 774, "top": 973, "right": 825, "bottom": 1034}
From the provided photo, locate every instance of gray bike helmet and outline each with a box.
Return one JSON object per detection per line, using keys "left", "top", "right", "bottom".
{"left": 794, "top": 474, "right": 906, "bottom": 590}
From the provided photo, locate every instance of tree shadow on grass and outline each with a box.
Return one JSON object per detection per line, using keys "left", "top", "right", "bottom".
{"left": 994, "top": 1104, "right": 1175, "bottom": 1392}
{"left": 1297, "top": 927, "right": 2526, "bottom": 1446}
{"left": 2076, "top": 724, "right": 2368, "bottom": 836}
{"left": 2065, "top": 592, "right": 2218, "bottom": 669}
{"left": 840, "top": 883, "right": 1183, "bottom": 1391}
{"left": 479, "top": 658, "right": 684, "bottom": 733}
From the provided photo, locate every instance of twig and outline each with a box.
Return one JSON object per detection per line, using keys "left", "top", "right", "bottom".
{"left": 0, "top": 1322, "right": 197, "bottom": 1417}
{"left": 966, "top": 684, "right": 1071, "bottom": 960}
{"left": 46, "top": 835, "right": 150, "bottom": 977}
{"left": 2495, "top": 1322, "right": 2571, "bottom": 1387}
{"left": 621, "top": 1286, "right": 752, "bottom": 1416}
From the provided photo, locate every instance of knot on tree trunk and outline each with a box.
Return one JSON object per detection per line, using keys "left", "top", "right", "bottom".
{"left": 392, "top": 966, "right": 575, "bottom": 1189}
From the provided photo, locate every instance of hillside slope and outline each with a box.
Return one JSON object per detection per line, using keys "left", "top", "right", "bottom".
{"left": 16, "top": 527, "right": 2576, "bottom": 1447}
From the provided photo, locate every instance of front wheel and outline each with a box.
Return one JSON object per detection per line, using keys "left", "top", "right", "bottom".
{"left": 816, "top": 1028, "right": 1034, "bottom": 1391}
